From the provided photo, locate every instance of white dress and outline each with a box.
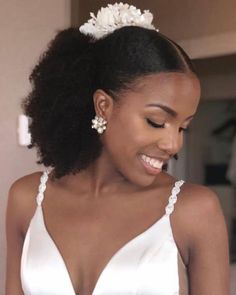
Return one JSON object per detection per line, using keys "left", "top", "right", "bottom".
{"left": 21, "top": 171, "right": 188, "bottom": 295}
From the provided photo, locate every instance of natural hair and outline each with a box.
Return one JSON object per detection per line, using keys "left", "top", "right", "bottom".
{"left": 22, "top": 26, "right": 196, "bottom": 179}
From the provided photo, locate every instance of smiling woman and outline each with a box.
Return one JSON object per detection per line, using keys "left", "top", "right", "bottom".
{"left": 5, "top": 3, "right": 229, "bottom": 295}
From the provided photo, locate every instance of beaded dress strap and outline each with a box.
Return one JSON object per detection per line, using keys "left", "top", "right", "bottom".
{"left": 165, "top": 180, "right": 185, "bottom": 216}
{"left": 36, "top": 170, "right": 49, "bottom": 206}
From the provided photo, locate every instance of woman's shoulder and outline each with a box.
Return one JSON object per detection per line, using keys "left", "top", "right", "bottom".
{"left": 161, "top": 175, "right": 227, "bottom": 265}
{"left": 8, "top": 171, "right": 44, "bottom": 208}
{"left": 176, "top": 182, "right": 229, "bottom": 290}
{"left": 174, "top": 180, "right": 227, "bottom": 254}
{"left": 177, "top": 181, "right": 222, "bottom": 219}
{"left": 159, "top": 172, "right": 221, "bottom": 215}
{"left": 7, "top": 171, "right": 44, "bottom": 236}
{"left": 9, "top": 171, "right": 43, "bottom": 193}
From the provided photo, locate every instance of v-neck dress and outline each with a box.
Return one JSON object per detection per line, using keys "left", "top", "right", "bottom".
{"left": 20, "top": 170, "right": 188, "bottom": 295}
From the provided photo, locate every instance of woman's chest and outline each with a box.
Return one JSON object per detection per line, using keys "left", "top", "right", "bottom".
{"left": 21, "top": 208, "right": 187, "bottom": 295}
{"left": 21, "top": 183, "right": 188, "bottom": 294}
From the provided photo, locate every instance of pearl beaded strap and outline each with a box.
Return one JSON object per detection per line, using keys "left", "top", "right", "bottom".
{"left": 165, "top": 180, "right": 185, "bottom": 215}
{"left": 36, "top": 170, "right": 49, "bottom": 206}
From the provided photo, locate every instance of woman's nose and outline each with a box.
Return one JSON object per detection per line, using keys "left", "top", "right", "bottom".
{"left": 157, "top": 129, "right": 182, "bottom": 156}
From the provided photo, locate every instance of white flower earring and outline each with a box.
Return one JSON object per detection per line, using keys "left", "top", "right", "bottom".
{"left": 91, "top": 115, "right": 107, "bottom": 134}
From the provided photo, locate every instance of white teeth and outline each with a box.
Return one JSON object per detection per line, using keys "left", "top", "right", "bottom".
{"left": 141, "top": 154, "right": 163, "bottom": 169}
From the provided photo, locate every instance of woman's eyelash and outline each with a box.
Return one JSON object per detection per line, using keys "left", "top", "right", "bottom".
{"left": 146, "top": 118, "right": 165, "bottom": 128}
{"left": 147, "top": 118, "right": 189, "bottom": 132}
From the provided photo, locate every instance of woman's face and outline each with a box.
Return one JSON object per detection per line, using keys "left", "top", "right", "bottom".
{"left": 99, "top": 72, "right": 201, "bottom": 187}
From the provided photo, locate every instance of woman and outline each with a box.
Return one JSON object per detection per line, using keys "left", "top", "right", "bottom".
{"left": 6, "top": 3, "right": 229, "bottom": 295}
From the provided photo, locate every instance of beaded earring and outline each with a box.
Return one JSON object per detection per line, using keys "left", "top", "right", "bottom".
{"left": 91, "top": 115, "right": 107, "bottom": 134}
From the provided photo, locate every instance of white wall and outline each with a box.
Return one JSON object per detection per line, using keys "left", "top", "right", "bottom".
{"left": 0, "top": 0, "right": 70, "bottom": 292}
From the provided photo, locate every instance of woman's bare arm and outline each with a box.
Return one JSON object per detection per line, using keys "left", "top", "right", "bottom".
{"left": 5, "top": 173, "right": 40, "bottom": 295}
{"left": 184, "top": 185, "right": 230, "bottom": 294}
{"left": 5, "top": 180, "right": 26, "bottom": 294}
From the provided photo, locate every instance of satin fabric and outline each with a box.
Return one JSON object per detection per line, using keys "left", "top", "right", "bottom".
{"left": 21, "top": 172, "right": 188, "bottom": 295}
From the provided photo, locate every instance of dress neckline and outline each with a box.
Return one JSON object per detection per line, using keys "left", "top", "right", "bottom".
{"left": 30, "top": 171, "right": 185, "bottom": 295}
{"left": 37, "top": 204, "right": 170, "bottom": 295}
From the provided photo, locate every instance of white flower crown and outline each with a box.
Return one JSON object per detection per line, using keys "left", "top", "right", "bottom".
{"left": 79, "top": 2, "right": 158, "bottom": 39}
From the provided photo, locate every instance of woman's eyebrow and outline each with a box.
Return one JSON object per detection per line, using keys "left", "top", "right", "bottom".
{"left": 145, "top": 103, "right": 194, "bottom": 120}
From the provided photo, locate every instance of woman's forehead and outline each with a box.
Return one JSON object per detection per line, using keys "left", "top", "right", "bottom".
{"left": 132, "top": 72, "right": 199, "bottom": 93}
{"left": 118, "top": 72, "right": 200, "bottom": 110}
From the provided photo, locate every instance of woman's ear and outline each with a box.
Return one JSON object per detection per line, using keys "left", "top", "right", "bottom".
{"left": 93, "top": 89, "right": 114, "bottom": 120}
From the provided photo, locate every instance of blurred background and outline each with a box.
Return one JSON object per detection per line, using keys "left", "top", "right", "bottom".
{"left": 1, "top": 0, "right": 236, "bottom": 293}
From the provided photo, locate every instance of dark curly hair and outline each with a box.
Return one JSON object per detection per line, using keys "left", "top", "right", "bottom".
{"left": 22, "top": 26, "right": 196, "bottom": 179}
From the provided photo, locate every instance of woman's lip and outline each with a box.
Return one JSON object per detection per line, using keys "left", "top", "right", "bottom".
{"left": 139, "top": 155, "right": 162, "bottom": 175}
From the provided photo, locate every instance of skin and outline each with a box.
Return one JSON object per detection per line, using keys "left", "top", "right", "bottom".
{"left": 5, "top": 72, "right": 229, "bottom": 295}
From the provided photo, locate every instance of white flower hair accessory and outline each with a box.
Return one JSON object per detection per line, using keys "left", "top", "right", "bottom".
{"left": 79, "top": 2, "right": 158, "bottom": 39}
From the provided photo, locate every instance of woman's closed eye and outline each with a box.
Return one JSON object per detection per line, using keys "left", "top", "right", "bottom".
{"left": 146, "top": 118, "right": 164, "bottom": 128}
{"left": 146, "top": 118, "right": 189, "bottom": 132}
